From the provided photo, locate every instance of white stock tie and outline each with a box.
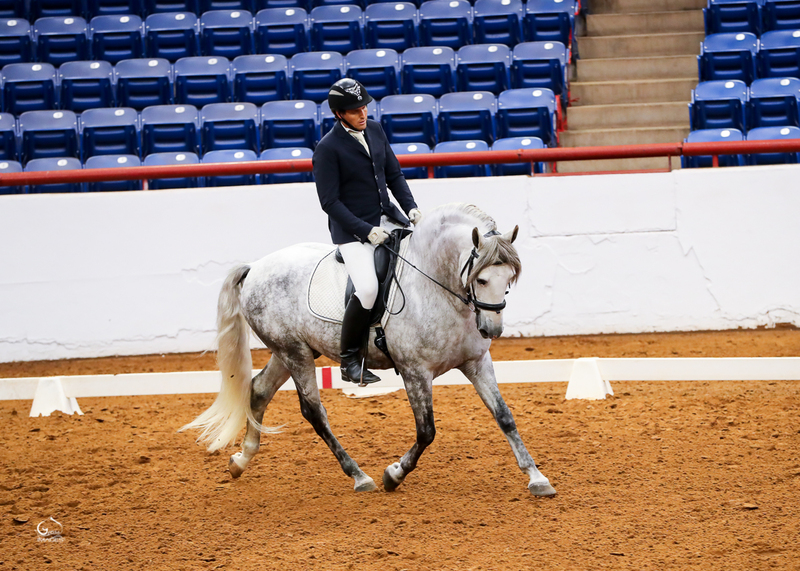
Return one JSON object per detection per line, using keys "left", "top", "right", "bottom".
{"left": 349, "top": 130, "right": 370, "bottom": 156}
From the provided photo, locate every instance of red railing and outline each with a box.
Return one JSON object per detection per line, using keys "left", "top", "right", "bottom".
{"left": 2, "top": 138, "right": 800, "bottom": 187}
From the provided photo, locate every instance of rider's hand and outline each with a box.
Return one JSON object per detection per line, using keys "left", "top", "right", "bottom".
{"left": 368, "top": 227, "right": 390, "bottom": 245}
{"left": 409, "top": 208, "right": 423, "bottom": 225}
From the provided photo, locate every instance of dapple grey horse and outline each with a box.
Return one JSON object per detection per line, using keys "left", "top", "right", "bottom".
{"left": 181, "top": 203, "right": 556, "bottom": 496}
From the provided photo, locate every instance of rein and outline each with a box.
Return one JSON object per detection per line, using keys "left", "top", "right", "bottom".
{"left": 379, "top": 230, "right": 507, "bottom": 315}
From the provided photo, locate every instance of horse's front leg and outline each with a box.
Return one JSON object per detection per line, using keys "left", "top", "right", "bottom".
{"left": 282, "top": 349, "right": 377, "bottom": 492}
{"left": 383, "top": 370, "right": 435, "bottom": 492}
{"left": 459, "top": 353, "right": 556, "bottom": 497}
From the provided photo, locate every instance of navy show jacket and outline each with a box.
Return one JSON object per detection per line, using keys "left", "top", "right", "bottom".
{"left": 313, "top": 119, "right": 417, "bottom": 244}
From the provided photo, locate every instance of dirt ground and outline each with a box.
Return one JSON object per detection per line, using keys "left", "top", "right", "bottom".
{"left": 1, "top": 329, "right": 799, "bottom": 570}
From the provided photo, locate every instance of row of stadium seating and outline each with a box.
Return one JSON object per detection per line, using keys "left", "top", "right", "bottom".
{"left": 683, "top": 125, "right": 800, "bottom": 167}
{"left": 2, "top": 0, "right": 573, "bottom": 21}
{"left": 0, "top": 89, "right": 557, "bottom": 164}
{"left": 0, "top": 135, "right": 546, "bottom": 193}
{"left": 698, "top": 30, "right": 800, "bottom": 84}
{"left": 690, "top": 77, "right": 800, "bottom": 132}
{"left": 704, "top": 0, "right": 800, "bottom": 37}
{"left": 0, "top": 44, "right": 567, "bottom": 115}
{"left": 0, "top": 0, "right": 575, "bottom": 66}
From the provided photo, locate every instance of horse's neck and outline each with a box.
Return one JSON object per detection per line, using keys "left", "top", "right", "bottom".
{"left": 408, "top": 222, "right": 474, "bottom": 290}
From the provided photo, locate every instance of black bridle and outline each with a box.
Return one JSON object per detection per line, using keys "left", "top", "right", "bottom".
{"left": 379, "top": 229, "right": 508, "bottom": 316}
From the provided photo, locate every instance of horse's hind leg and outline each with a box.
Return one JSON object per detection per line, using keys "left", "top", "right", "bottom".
{"left": 281, "top": 347, "right": 377, "bottom": 492}
{"left": 460, "top": 353, "right": 556, "bottom": 497}
{"left": 229, "top": 357, "right": 291, "bottom": 478}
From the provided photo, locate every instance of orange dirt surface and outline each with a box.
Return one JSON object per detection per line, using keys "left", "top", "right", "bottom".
{"left": 1, "top": 329, "right": 799, "bottom": 570}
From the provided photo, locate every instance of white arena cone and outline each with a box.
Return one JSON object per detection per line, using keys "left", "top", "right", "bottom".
{"left": 29, "top": 377, "right": 83, "bottom": 417}
{"left": 565, "top": 358, "right": 613, "bottom": 400}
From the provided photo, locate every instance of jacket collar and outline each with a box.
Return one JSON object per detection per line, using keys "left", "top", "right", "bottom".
{"left": 333, "top": 120, "right": 372, "bottom": 159}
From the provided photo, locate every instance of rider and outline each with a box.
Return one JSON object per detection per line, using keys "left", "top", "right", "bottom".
{"left": 313, "top": 78, "right": 422, "bottom": 385}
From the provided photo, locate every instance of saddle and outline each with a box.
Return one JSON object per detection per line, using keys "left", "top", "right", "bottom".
{"left": 335, "top": 227, "right": 412, "bottom": 326}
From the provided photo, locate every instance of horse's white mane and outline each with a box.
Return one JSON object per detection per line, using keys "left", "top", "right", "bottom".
{"left": 426, "top": 203, "right": 498, "bottom": 233}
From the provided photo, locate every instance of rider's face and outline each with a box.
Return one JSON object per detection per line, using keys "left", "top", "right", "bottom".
{"left": 338, "top": 105, "right": 368, "bottom": 131}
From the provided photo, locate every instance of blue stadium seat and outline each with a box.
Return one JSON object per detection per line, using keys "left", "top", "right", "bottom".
{"left": 202, "top": 148, "right": 258, "bottom": 186}
{"left": 746, "top": 125, "right": 800, "bottom": 164}
{"left": 254, "top": 7, "right": 309, "bottom": 57}
{"left": 200, "top": 102, "right": 259, "bottom": 153}
{"left": 491, "top": 135, "right": 545, "bottom": 175}
{"left": 174, "top": 56, "right": 231, "bottom": 106}
{"left": 255, "top": 0, "right": 307, "bottom": 8}
{"left": 0, "top": 159, "right": 23, "bottom": 195}
{"left": 762, "top": 0, "right": 800, "bottom": 33}
{"left": 1, "top": 63, "right": 57, "bottom": 115}
{"left": 433, "top": 139, "right": 490, "bottom": 178}
{"left": 367, "top": 0, "right": 421, "bottom": 7}
{"left": 0, "top": 113, "right": 16, "bottom": 161}
{"left": 200, "top": 9, "right": 254, "bottom": 58}
{"left": 34, "top": 16, "right": 90, "bottom": 66}
{"left": 260, "top": 146, "right": 313, "bottom": 184}
{"left": 496, "top": 87, "right": 556, "bottom": 146}
{"left": 25, "top": 157, "right": 83, "bottom": 193}
{"left": 748, "top": 77, "right": 800, "bottom": 128}
{"left": 437, "top": 91, "right": 496, "bottom": 143}
{"left": 758, "top": 29, "right": 800, "bottom": 79}
{"left": 345, "top": 48, "right": 400, "bottom": 99}
{"left": 0, "top": 1, "right": 27, "bottom": 19}
{"left": 84, "top": 154, "right": 142, "bottom": 192}
{"left": 510, "top": 40, "right": 567, "bottom": 100}
{"left": 145, "top": 12, "right": 199, "bottom": 62}
{"left": 80, "top": 107, "right": 140, "bottom": 159}
{"left": 523, "top": 0, "right": 575, "bottom": 48}
{"left": 232, "top": 54, "right": 290, "bottom": 104}
{"left": 141, "top": 104, "right": 200, "bottom": 155}
{"left": 290, "top": 51, "right": 345, "bottom": 102}
{"left": 389, "top": 141, "right": 429, "bottom": 179}
{"left": 318, "top": 97, "right": 377, "bottom": 134}
{"left": 400, "top": 46, "right": 456, "bottom": 97}
{"left": 114, "top": 58, "right": 174, "bottom": 110}
{"left": 697, "top": 32, "right": 758, "bottom": 84}
{"left": 473, "top": 0, "right": 524, "bottom": 47}
{"left": 90, "top": 15, "right": 145, "bottom": 64}
{"left": 59, "top": 61, "right": 116, "bottom": 112}
{"left": 456, "top": 44, "right": 511, "bottom": 95}
{"left": 0, "top": 18, "right": 33, "bottom": 67}
{"left": 418, "top": 0, "right": 473, "bottom": 49}
{"left": 379, "top": 93, "right": 437, "bottom": 147}
{"left": 143, "top": 151, "right": 201, "bottom": 189}
{"left": 86, "top": 0, "right": 145, "bottom": 18}
{"left": 310, "top": 5, "right": 364, "bottom": 53}
{"left": 260, "top": 99, "right": 319, "bottom": 148}
{"left": 144, "top": 0, "right": 199, "bottom": 15}
{"left": 30, "top": 1, "right": 83, "bottom": 20}
{"left": 200, "top": 0, "right": 256, "bottom": 11}
{"left": 19, "top": 110, "right": 80, "bottom": 164}
{"left": 681, "top": 128, "right": 745, "bottom": 168}
{"left": 704, "top": 0, "right": 761, "bottom": 36}
{"left": 689, "top": 79, "right": 748, "bottom": 131}
{"left": 364, "top": 2, "right": 418, "bottom": 51}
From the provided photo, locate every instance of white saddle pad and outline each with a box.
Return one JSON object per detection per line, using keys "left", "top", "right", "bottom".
{"left": 307, "top": 235, "right": 412, "bottom": 326}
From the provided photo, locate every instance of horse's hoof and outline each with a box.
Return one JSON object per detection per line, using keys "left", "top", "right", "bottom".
{"left": 228, "top": 453, "right": 245, "bottom": 479}
{"left": 528, "top": 482, "right": 557, "bottom": 497}
{"left": 354, "top": 476, "right": 378, "bottom": 492}
{"left": 382, "top": 462, "right": 404, "bottom": 492}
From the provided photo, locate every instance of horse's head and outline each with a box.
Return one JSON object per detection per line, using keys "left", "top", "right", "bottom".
{"left": 466, "top": 225, "right": 520, "bottom": 340}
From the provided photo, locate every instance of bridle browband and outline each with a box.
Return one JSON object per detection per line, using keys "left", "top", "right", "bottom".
{"left": 380, "top": 229, "right": 508, "bottom": 316}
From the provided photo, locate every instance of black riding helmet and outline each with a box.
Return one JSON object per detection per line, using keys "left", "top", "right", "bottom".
{"left": 328, "top": 78, "right": 373, "bottom": 112}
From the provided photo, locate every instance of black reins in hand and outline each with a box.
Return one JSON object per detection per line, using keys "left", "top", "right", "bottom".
{"left": 379, "top": 230, "right": 507, "bottom": 315}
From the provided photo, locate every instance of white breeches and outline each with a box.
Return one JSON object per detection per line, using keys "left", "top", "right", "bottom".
{"left": 337, "top": 216, "right": 404, "bottom": 310}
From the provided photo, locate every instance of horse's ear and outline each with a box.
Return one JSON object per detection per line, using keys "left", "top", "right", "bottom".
{"left": 472, "top": 227, "right": 481, "bottom": 248}
{"left": 502, "top": 225, "right": 519, "bottom": 244}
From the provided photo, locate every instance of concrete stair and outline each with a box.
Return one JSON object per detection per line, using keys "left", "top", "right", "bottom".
{"left": 559, "top": 0, "right": 706, "bottom": 172}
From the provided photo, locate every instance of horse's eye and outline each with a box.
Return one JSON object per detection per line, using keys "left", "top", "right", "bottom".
{"left": 476, "top": 278, "right": 488, "bottom": 286}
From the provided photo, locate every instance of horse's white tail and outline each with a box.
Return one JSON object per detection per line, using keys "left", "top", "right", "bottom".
{"left": 180, "top": 264, "right": 274, "bottom": 452}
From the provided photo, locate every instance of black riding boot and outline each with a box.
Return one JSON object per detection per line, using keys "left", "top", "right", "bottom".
{"left": 340, "top": 295, "right": 381, "bottom": 385}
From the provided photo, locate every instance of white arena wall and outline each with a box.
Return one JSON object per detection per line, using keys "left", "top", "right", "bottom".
{"left": 0, "top": 164, "right": 798, "bottom": 363}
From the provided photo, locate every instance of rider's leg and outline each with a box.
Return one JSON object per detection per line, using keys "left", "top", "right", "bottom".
{"left": 337, "top": 241, "right": 381, "bottom": 384}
